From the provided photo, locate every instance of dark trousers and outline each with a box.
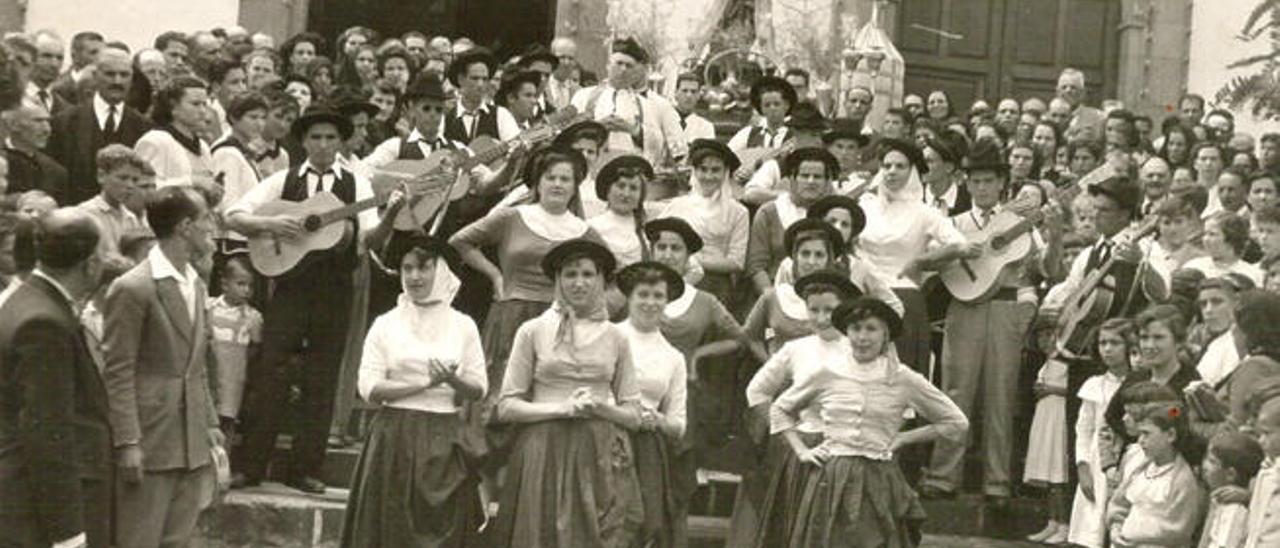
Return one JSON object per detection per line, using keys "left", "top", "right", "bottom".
{"left": 0, "top": 478, "right": 111, "bottom": 548}
{"left": 237, "top": 266, "right": 353, "bottom": 481}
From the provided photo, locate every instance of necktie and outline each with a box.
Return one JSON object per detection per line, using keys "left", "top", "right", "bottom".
{"left": 37, "top": 89, "right": 50, "bottom": 111}
{"left": 981, "top": 209, "right": 993, "bottom": 227}
{"left": 103, "top": 105, "right": 117, "bottom": 135}
{"left": 310, "top": 169, "right": 330, "bottom": 194}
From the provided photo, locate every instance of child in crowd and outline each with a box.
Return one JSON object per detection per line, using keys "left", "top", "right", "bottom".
{"left": 1069, "top": 318, "right": 1136, "bottom": 548}
{"left": 16, "top": 190, "right": 56, "bottom": 219}
{"left": 1101, "top": 382, "right": 1183, "bottom": 497}
{"left": 1024, "top": 346, "right": 1071, "bottom": 543}
{"left": 1245, "top": 395, "right": 1280, "bottom": 547}
{"left": 207, "top": 256, "right": 264, "bottom": 438}
{"left": 1199, "top": 432, "right": 1264, "bottom": 548}
{"left": 1107, "top": 404, "right": 1206, "bottom": 548}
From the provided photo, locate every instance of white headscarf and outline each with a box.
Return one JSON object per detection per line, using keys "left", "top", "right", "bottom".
{"left": 516, "top": 203, "right": 589, "bottom": 241}
{"left": 397, "top": 257, "right": 462, "bottom": 334}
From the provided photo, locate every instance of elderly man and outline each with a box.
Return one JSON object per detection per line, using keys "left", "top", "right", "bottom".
{"left": 0, "top": 209, "right": 113, "bottom": 548}
{"left": 26, "top": 30, "right": 67, "bottom": 115}
{"left": 1138, "top": 156, "right": 1173, "bottom": 218}
{"left": 1056, "top": 68, "right": 1103, "bottom": 141}
{"left": 2, "top": 99, "right": 69, "bottom": 203}
{"left": 571, "top": 37, "right": 686, "bottom": 166}
{"left": 188, "top": 31, "right": 223, "bottom": 79}
{"left": 994, "top": 98, "right": 1020, "bottom": 137}
{"left": 545, "top": 37, "right": 579, "bottom": 110}
{"left": 47, "top": 47, "right": 152, "bottom": 205}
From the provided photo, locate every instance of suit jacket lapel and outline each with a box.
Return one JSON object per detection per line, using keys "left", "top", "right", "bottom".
{"left": 155, "top": 278, "right": 194, "bottom": 344}
{"left": 79, "top": 105, "right": 101, "bottom": 150}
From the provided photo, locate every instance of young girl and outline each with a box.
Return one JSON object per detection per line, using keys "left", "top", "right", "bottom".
{"left": 1024, "top": 345, "right": 1072, "bottom": 543}
{"left": 1107, "top": 404, "right": 1207, "bottom": 548}
{"left": 1068, "top": 318, "right": 1137, "bottom": 548}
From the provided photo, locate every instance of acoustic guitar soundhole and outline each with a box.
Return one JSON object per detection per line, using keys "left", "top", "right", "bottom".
{"left": 304, "top": 215, "right": 323, "bottom": 232}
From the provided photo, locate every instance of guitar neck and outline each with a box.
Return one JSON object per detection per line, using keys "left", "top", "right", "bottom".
{"left": 316, "top": 194, "right": 389, "bottom": 227}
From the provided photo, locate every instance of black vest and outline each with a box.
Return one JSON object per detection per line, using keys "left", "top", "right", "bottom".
{"left": 443, "top": 106, "right": 499, "bottom": 144}
{"left": 746, "top": 125, "right": 789, "bottom": 149}
{"left": 281, "top": 167, "right": 359, "bottom": 273}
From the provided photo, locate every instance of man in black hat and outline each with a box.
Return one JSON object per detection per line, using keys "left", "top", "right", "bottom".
{"left": 824, "top": 118, "right": 873, "bottom": 196}
{"left": 743, "top": 103, "right": 828, "bottom": 205}
{"left": 728, "top": 75, "right": 797, "bottom": 155}
{"left": 570, "top": 37, "right": 686, "bottom": 167}
{"left": 923, "top": 139, "right": 1063, "bottom": 502}
{"left": 224, "top": 105, "right": 387, "bottom": 494}
{"left": 516, "top": 44, "right": 558, "bottom": 118}
{"left": 443, "top": 47, "right": 518, "bottom": 144}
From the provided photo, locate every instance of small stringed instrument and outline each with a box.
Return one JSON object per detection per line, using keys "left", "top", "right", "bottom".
{"left": 733, "top": 140, "right": 796, "bottom": 184}
{"left": 940, "top": 195, "right": 1048, "bottom": 302}
{"left": 1054, "top": 214, "right": 1161, "bottom": 355}
{"left": 375, "top": 106, "right": 590, "bottom": 231}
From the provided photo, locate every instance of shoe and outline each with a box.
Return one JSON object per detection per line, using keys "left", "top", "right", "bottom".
{"left": 1042, "top": 523, "right": 1069, "bottom": 545}
{"left": 1026, "top": 521, "right": 1057, "bottom": 543}
{"left": 919, "top": 485, "right": 957, "bottom": 500}
{"left": 285, "top": 476, "right": 327, "bottom": 494}
{"left": 229, "top": 473, "right": 260, "bottom": 490}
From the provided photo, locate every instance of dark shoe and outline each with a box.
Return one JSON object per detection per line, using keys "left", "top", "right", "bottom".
{"left": 919, "top": 485, "right": 956, "bottom": 500}
{"left": 285, "top": 476, "right": 327, "bottom": 494}
{"left": 229, "top": 473, "right": 260, "bottom": 489}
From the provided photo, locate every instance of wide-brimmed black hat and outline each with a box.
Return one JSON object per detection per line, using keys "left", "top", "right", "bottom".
{"left": 521, "top": 145, "right": 590, "bottom": 189}
{"left": 496, "top": 70, "right": 544, "bottom": 107}
{"left": 688, "top": 138, "right": 741, "bottom": 172}
{"left": 541, "top": 238, "right": 618, "bottom": 280}
{"left": 782, "top": 147, "right": 840, "bottom": 179}
{"left": 750, "top": 76, "right": 798, "bottom": 114}
{"left": 784, "top": 217, "right": 845, "bottom": 258}
{"left": 806, "top": 194, "right": 866, "bottom": 238}
{"left": 446, "top": 47, "right": 497, "bottom": 86}
{"left": 595, "top": 155, "right": 654, "bottom": 201}
{"left": 1088, "top": 175, "right": 1141, "bottom": 214}
{"left": 616, "top": 260, "right": 685, "bottom": 300}
{"left": 643, "top": 217, "right": 703, "bottom": 254}
{"left": 962, "top": 138, "right": 1009, "bottom": 174}
{"left": 786, "top": 102, "right": 827, "bottom": 132}
{"left": 551, "top": 120, "right": 609, "bottom": 150}
{"left": 877, "top": 138, "right": 928, "bottom": 175}
{"left": 328, "top": 88, "right": 380, "bottom": 119}
{"left": 383, "top": 232, "right": 461, "bottom": 273}
{"left": 403, "top": 72, "right": 448, "bottom": 103}
{"left": 611, "top": 37, "right": 650, "bottom": 64}
{"left": 519, "top": 44, "right": 559, "bottom": 70}
{"left": 833, "top": 296, "right": 904, "bottom": 338}
{"left": 822, "top": 119, "right": 871, "bottom": 147}
{"left": 291, "top": 105, "right": 353, "bottom": 140}
{"left": 794, "top": 269, "right": 861, "bottom": 300}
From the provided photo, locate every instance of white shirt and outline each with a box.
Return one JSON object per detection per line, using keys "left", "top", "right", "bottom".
{"left": 747, "top": 334, "right": 851, "bottom": 433}
{"left": 448, "top": 101, "right": 520, "bottom": 143}
{"left": 1197, "top": 329, "right": 1241, "bottom": 387}
{"left": 358, "top": 299, "right": 487, "bottom": 413}
{"left": 857, "top": 191, "right": 966, "bottom": 288}
{"left": 363, "top": 128, "right": 461, "bottom": 168}
{"left": 226, "top": 161, "right": 381, "bottom": 235}
{"left": 92, "top": 93, "right": 122, "bottom": 132}
{"left": 148, "top": 245, "right": 198, "bottom": 322}
{"left": 728, "top": 121, "right": 788, "bottom": 154}
{"left": 680, "top": 111, "right": 717, "bottom": 143}
{"left": 134, "top": 128, "right": 214, "bottom": 188}
{"left": 1183, "top": 256, "right": 1265, "bottom": 287}
{"left": 924, "top": 182, "right": 959, "bottom": 213}
{"left": 571, "top": 84, "right": 688, "bottom": 165}
{"left": 615, "top": 320, "right": 687, "bottom": 437}
{"left": 744, "top": 158, "right": 783, "bottom": 192}
{"left": 24, "top": 81, "right": 54, "bottom": 113}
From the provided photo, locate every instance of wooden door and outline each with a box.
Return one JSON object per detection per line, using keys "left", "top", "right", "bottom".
{"left": 896, "top": 0, "right": 1120, "bottom": 110}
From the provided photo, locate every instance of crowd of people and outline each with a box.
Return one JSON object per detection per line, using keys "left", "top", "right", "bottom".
{"left": 0, "top": 16, "right": 1279, "bottom": 548}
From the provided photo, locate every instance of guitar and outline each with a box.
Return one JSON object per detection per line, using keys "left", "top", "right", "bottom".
{"left": 374, "top": 106, "right": 590, "bottom": 231}
{"left": 940, "top": 195, "right": 1046, "bottom": 302}
{"left": 732, "top": 140, "right": 796, "bottom": 184}
{"left": 246, "top": 179, "right": 438, "bottom": 277}
{"left": 1054, "top": 214, "right": 1161, "bottom": 355}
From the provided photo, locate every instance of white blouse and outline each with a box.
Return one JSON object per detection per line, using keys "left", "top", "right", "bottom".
{"left": 616, "top": 320, "right": 687, "bottom": 437}
{"left": 588, "top": 210, "right": 645, "bottom": 267}
{"left": 857, "top": 191, "right": 966, "bottom": 289}
{"left": 746, "top": 334, "right": 850, "bottom": 434}
{"left": 358, "top": 300, "right": 487, "bottom": 413}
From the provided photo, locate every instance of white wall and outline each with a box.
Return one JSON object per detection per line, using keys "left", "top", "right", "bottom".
{"left": 24, "top": 0, "right": 239, "bottom": 56}
{"left": 1188, "top": 0, "right": 1274, "bottom": 135}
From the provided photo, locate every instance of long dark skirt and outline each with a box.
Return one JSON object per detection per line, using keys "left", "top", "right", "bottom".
{"left": 789, "top": 455, "right": 926, "bottom": 548}
{"left": 632, "top": 430, "right": 680, "bottom": 548}
{"left": 340, "top": 408, "right": 483, "bottom": 548}
{"left": 892, "top": 288, "right": 931, "bottom": 376}
{"left": 726, "top": 431, "right": 823, "bottom": 548}
{"left": 469, "top": 299, "right": 551, "bottom": 467}
{"left": 486, "top": 418, "right": 643, "bottom": 548}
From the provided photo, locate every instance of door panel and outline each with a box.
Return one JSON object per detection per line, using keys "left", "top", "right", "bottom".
{"left": 948, "top": 0, "right": 996, "bottom": 60}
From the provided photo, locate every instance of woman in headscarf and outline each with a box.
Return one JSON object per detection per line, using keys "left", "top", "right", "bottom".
{"left": 614, "top": 261, "right": 688, "bottom": 548}
{"left": 773, "top": 298, "right": 969, "bottom": 547}
{"left": 734, "top": 270, "right": 863, "bottom": 548}
{"left": 661, "top": 139, "right": 749, "bottom": 310}
{"left": 857, "top": 138, "right": 971, "bottom": 373}
{"left": 341, "top": 234, "right": 486, "bottom": 547}
{"left": 487, "top": 239, "right": 643, "bottom": 548}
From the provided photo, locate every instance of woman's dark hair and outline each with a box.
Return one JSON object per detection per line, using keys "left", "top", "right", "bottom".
{"left": 1158, "top": 123, "right": 1199, "bottom": 168}
{"left": 279, "top": 31, "right": 325, "bottom": 75}
{"left": 335, "top": 26, "right": 378, "bottom": 64}
{"left": 1135, "top": 304, "right": 1188, "bottom": 343}
{"left": 1105, "top": 109, "right": 1138, "bottom": 150}
{"left": 282, "top": 74, "right": 314, "bottom": 97}
{"left": 1094, "top": 317, "right": 1138, "bottom": 362}
{"left": 150, "top": 75, "right": 208, "bottom": 126}
{"left": 377, "top": 47, "right": 416, "bottom": 78}
{"left": 1008, "top": 142, "right": 1043, "bottom": 179}
{"left": 337, "top": 44, "right": 377, "bottom": 89}
{"left": 528, "top": 149, "right": 588, "bottom": 214}
{"left": 225, "top": 92, "right": 268, "bottom": 123}
{"left": 927, "top": 89, "right": 952, "bottom": 119}
{"left": 1208, "top": 211, "right": 1250, "bottom": 257}
{"left": 1067, "top": 139, "right": 1104, "bottom": 163}
{"left": 1034, "top": 120, "right": 1063, "bottom": 150}
{"left": 305, "top": 55, "right": 334, "bottom": 80}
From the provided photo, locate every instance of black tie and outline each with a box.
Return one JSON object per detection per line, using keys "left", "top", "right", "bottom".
{"left": 103, "top": 105, "right": 117, "bottom": 135}
{"left": 310, "top": 169, "right": 330, "bottom": 194}
{"left": 38, "top": 89, "right": 50, "bottom": 111}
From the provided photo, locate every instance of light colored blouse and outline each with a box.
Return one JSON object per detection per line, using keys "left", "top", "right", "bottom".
{"left": 1075, "top": 371, "right": 1125, "bottom": 466}
{"left": 588, "top": 210, "right": 645, "bottom": 267}
{"left": 1108, "top": 456, "right": 1205, "bottom": 548}
{"left": 661, "top": 188, "right": 749, "bottom": 270}
{"left": 771, "top": 354, "right": 968, "bottom": 460}
{"left": 358, "top": 299, "right": 487, "bottom": 413}
{"left": 773, "top": 255, "right": 906, "bottom": 316}
{"left": 134, "top": 128, "right": 214, "bottom": 189}
{"left": 857, "top": 190, "right": 966, "bottom": 289}
{"left": 497, "top": 311, "right": 641, "bottom": 417}
{"left": 616, "top": 320, "right": 687, "bottom": 438}
{"left": 746, "top": 334, "right": 849, "bottom": 434}
{"left": 1183, "top": 256, "right": 1265, "bottom": 287}
{"left": 1245, "top": 459, "right": 1280, "bottom": 548}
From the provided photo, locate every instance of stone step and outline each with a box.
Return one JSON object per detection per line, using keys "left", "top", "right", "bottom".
{"left": 195, "top": 484, "right": 348, "bottom": 547}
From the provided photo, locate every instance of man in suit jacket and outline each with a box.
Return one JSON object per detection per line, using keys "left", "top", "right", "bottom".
{"left": 27, "top": 30, "right": 70, "bottom": 117}
{"left": 47, "top": 32, "right": 104, "bottom": 109}
{"left": 47, "top": 47, "right": 152, "bottom": 206}
{"left": 0, "top": 209, "right": 112, "bottom": 547}
{"left": 3, "top": 100, "right": 70, "bottom": 203}
{"left": 103, "top": 186, "right": 222, "bottom": 548}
